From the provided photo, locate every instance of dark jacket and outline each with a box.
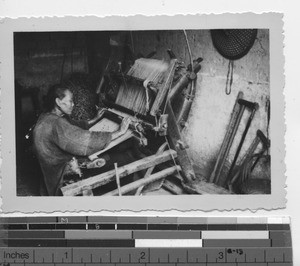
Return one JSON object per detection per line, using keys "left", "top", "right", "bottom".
{"left": 33, "top": 112, "right": 112, "bottom": 196}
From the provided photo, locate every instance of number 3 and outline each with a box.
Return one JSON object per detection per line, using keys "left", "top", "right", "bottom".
{"left": 218, "top": 252, "right": 224, "bottom": 259}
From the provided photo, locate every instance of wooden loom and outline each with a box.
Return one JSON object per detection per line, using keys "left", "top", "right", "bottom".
{"left": 61, "top": 54, "right": 230, "bottom": 196}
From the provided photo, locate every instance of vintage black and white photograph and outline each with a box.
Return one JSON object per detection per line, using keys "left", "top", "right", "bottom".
{"left": 0, "top": 14, "right": 284, "bottom": 211}
{"left": 14, "top": 28, "right": 272, "bottom": 197}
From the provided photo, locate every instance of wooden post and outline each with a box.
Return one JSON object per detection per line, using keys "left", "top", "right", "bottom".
{"left": 114, "top": 163, "right": 122, "bottom": 196}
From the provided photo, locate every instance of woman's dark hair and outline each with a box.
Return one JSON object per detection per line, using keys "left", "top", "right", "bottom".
{"left": 44, "top": 84, "right": 69, "bottom": 112}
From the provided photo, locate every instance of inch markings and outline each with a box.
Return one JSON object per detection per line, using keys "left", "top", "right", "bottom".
{"left": 0, "top": 247, "right": 293, "bottom": 265}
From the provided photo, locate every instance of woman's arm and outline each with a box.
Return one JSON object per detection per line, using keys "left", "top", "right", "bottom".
{"left": 53, "top": 116, "right": 131, "bottom": 157}
{"left": 53, "top": 117, "right": 112, "bottom": 156}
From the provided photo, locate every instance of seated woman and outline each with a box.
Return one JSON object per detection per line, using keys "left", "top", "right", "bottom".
{"left": 33, "top": 84, "right": 131, "bottom": 196}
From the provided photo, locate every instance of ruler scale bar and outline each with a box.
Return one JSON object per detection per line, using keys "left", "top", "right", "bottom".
{"left": 0, "top": 216, "right": 293, "bottom": 265}
{"left": 0, "top": 247, "right": 293, "bottom": 263}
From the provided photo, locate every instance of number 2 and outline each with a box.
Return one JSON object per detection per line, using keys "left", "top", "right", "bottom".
{"left": 140, "top": 252, "right": 146, "bottom": 260}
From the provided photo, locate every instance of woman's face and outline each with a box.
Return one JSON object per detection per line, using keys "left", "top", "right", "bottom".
{"left": 57, "top": 90, "right": 74, "bottom": 115}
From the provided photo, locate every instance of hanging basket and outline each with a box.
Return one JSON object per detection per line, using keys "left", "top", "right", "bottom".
{"left": 211, "top": 29, "right": 258, "bottom": 60}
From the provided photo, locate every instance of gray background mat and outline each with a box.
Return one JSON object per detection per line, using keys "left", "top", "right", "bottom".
{"left": 0, "top": 0, "right": 299, "bottom": 263}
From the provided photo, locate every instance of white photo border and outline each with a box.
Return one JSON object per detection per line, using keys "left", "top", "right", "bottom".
{"left": 0, "top": 13, "right": 285, "bottom": 213}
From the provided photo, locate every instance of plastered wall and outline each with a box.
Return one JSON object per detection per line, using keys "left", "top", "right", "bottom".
{"left": 132, "top": 29, "right": 270, "bottom": 179}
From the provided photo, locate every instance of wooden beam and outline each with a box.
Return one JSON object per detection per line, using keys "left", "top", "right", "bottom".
{"left": 150, "top": 59, "right": 177, "bottom": 116}
{"left": 135, "top": 142, "right": 168, "bottom": 195}
{"left": 102, "top": 165, "right": 181, "bottom": 196}
{"left": 61, "top": 149, "right": 177, "bottom": 196}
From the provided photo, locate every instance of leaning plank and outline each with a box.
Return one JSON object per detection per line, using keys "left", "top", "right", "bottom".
{"left": 209, "top": 91, "right": 244, "bottom": 184}
{"left": 61, "top": 149, "right": 177, "bottom": 196}
{"left": 102, "top": 165, "right": 181, "bottom": 196}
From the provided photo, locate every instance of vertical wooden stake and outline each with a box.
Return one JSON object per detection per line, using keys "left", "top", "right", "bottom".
{"left": 114, "top": 163, "right": 122, "bottom": 196}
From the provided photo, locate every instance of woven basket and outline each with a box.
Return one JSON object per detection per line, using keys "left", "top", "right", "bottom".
{"left": 211, "top": 29, "right": 258, "bottom": 60}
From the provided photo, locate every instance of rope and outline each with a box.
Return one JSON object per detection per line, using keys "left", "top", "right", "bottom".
{"left": 225, "top": 60, "right": 234, "bottom": 95}
{"left": 183, "top": 30, "right": 193, "bottom": 72}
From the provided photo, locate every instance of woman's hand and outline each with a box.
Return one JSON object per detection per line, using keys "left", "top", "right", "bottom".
{"left": 119, "top": 117, "right": 131, "bottom": 135}
{"left": 85, "top": 107, "right": 107, "bottom": 128}
{"left": 96, "top": 107, "right": 107, "bottom": 119}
